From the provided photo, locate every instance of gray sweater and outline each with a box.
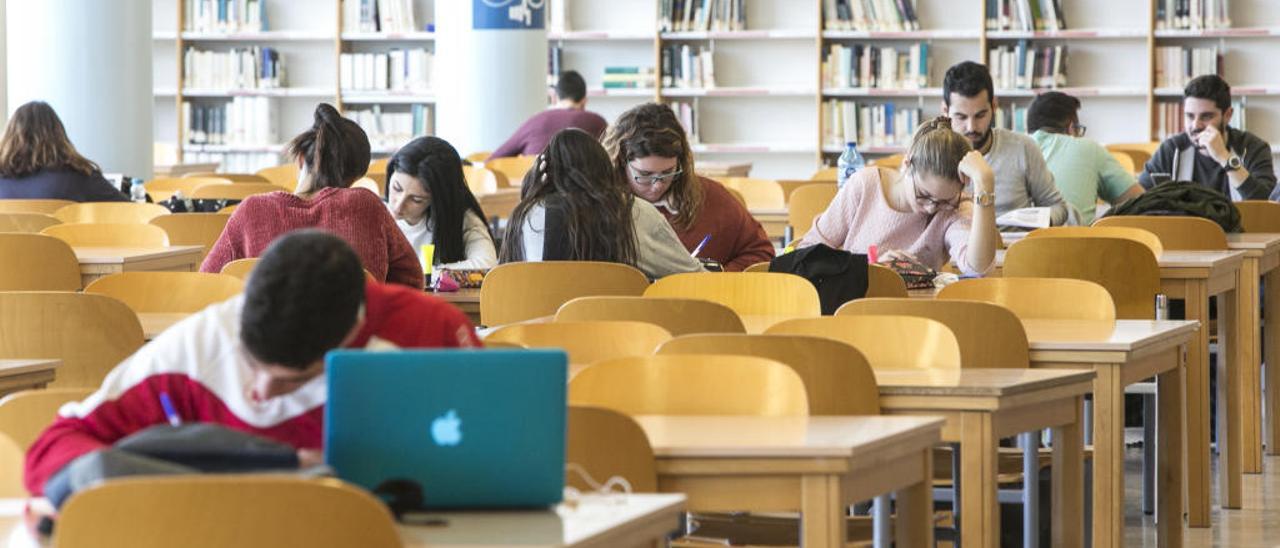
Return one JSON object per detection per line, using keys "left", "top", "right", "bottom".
{"left": 984, "top": 128, "right": 1074, "bottom": 226}
{"left": 1137, "top": 127, "right": 1276, "bottom": 201}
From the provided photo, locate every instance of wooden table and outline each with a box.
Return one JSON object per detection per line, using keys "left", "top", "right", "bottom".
{"left": 137, "top": 313, "right": 192, "bottom": 340}
{"left": 0, "top": 360, "right": 58, "bottom": 398}
{"left": 72, "top": 246, "right": 203, "bottom": 288}
{"left": 1023, "top": 319, "right": 1195, "bottom": 548}
{"left": 1225, "top": 233, "right": 1280, "bottom": 473}
{"left": 636, "top": 415, "right": 943, "bottom": 548}
{"left": 0, "top": 494, "right": 685, "bottom": 548}
{"left": 430, "top": 288, "right": 481, "bottom": 325}
{"left": 873, "top": 368, "right": 1094, "bottom": 548}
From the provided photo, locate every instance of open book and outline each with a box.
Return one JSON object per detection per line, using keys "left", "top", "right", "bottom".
{"left": 996, "top": 207, "right": 1052, "bottom": 229}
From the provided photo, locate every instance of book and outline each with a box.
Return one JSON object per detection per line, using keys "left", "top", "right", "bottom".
{"left": 1155, "top": 45, "right": 1220, "bottom": 88}
{"left": 988, "top": 42, "right": 1067, "bottom": 90}
{"left": 663, "top": 44, "right": 716, "bottom": 89}
{"left": 185, "top": 0, "right": 266, "bottom": 33}
{"left": 340, "top": 50, "right": 433, "bottom": 92}
{"left": 997, "top": 207, "right": 1052, "bottom": 228}
{"left": 346, "top": 104, "right": 432, "bottom": 149}
{"left": 821, "top": 100, "right": 921, "bottom": 148}
{"left": 183, "top": 96, "right": 278, "bottom": 147}
{"left": 184, "top": 46, "right": 285, "bottom": 89}
{"left": 344, "top": 0, "right": 421, "bottom": 33}
{"left": 659, "top": 0, "right": 746, "bottom": 32}
{"left": 822, "top": 43, "right": 929, "bottom": 90}
{"left": 823, "top": 0, "right": 919, "bottom": 31}
{"left": 1154, "top": 0, "right": 1230, "bottom": 30}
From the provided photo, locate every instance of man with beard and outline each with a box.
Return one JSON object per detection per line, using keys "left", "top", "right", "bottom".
{"left": 1139, "top": 74, "right": 1276, "bottom": 201}
{"left": 941, "top": 61, "right": 1074, "bottom": 226}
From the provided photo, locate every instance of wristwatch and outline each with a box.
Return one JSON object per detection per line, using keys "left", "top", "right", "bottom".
{"left": 1225, "top": 154, "right": 1243, "bottom": 171}
{"left": 973, "top": 190, "right": 995, "bottom": 207}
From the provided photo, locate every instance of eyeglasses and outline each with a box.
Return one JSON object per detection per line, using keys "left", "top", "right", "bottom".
{"left": 627, "top": 163, "right": 684, "bottom": 186}
{"left": 914, "top": 188, "right": 961, "bottom": 211}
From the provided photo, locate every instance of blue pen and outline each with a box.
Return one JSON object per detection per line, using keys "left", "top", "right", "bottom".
{"left": 691, "top": 234, "right": 712, "bottom": 258}
{"left": 159, "top": 392, "right": 182, "bottom": 427}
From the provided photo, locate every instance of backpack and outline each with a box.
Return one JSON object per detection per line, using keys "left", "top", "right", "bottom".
{"left": 768, "top": 244, "right": 868, "bottom": 315}
{"left": 1103, "top": 180, "right": 1242, "bottom": 233}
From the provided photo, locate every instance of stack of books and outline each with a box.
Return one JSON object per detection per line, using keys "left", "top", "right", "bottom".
{"left": 670, "top": 101, "right": 699, "bottom": 143}
{"left": 343, "top": 0, "right": 420, "bottom": 33}
{"left": 661, "top": 45, "right": 716, "bottom": 89}
{"left": 995, "top": 103, "right": 1029, "bottom": 133}
{"left": 822, "top": 43, "right": 929, "bottom": 90}
{"left": 1155, "top": 0, "right": 1231, "bottom": 30}
{"left": 183, "top": 96, "right": 278, "bottom": 146}
{"left": 822, "top": 100, "right": 922, "bottom": 148}
{"left": 183, "top": 47, "right": 285, "bottom": 89}
{"left": 660, "top": 0, "right": 747, "bottom": 32}
{"left": 346, "top": 105, "right": 432, "bottom": 149}
{"left": 603, "top": 67, "right": 656, "bottom": 89}
{"left": 340, "top": 50, "right": 434, "bottom": 92}
{"left": 822, "top": 0, "right": 921, "bottom": 32}
{"left": 986, "top": 0, "right": 1067, "bottom": 31}
{"left": 1155, "top": 46, "right": 1221, "bottom": 88}
{"left": 1155, "top": 99, "right": 1246, "bottom": 140}
{"left": 988, "top": 41, "right": 1067, "bottom": 90}
{"left": 185, "top": 0, "right": 267, "bottom": 33}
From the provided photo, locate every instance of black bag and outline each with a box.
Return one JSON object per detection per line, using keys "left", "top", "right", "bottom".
{"left": 768, "top": 244, "right": 868, "bottom": 315}
{"left": 1103, "top": 180, "right": 1242, "bottom": 233}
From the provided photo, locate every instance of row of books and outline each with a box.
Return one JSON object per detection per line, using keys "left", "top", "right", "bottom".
{"left": 659, "top": 0, "right": 747, "bottom": 33}
{"left": 821, "top": 100, "right": 922, "bottom": 148}
{"left": 342, "top": 0, "right": 421, "bottom": 34}
{"left": 994, "top": 103, "right": 1029, "bottom": 133}
{"left": 183, "top": 47, "right": 285, "bottom": 90}
{"left": 661, "top": 45, "right": 716, "bottom": 89}
{"left": 988, "top": 42, "right": 1067, "bottom": 90}
{"left": 822, "top": 43, "right": 929, "bottom": 90}
{"left": 346, "top": 105, "right": 433, "bottom": 149}
{"left": 604, "top": 67, "right": 657, "bottom": 89}
{"left": 184, "top": 0, "right": 267, "bottom": 33}
{"left": 183, "top": 151, "right": 280, "bottom": 174}
{"left": 1154, "top": 46, "right": 1220, "bottom": 88}
{"left": 1154, "top": 100, "right": 1246, "bottom": 140}
{"left": 1155, "top": 0, "right": 1231, "bottom": 30}
{"left": 670, "top": 101, "right": 700, "bottom": 143}
{"left": 986, "top": 0, "right": 1067, "bottom": 32}
{"left": 183, "top": 97, "right": 278, "bottom": 146}
{"left": 339, "top": 50, "right": 433, "bottom": 92}
{"left": 822, "top": 0, "right": 921, "bottom": 32}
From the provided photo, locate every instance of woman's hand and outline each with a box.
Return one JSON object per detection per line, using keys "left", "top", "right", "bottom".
{"left": 877, "top": 249, "right": 919, "bottom": 264}
{"left": 957, "top": 150, "right": 994, "bottom": 192}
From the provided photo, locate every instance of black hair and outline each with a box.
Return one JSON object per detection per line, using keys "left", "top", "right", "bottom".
{"left": 387, "top": 137, "right": 492, "bottom": 265}
{"left": 240, "top": 229, "right": 367, "bottom": 369}
{"left": 1184, "top": 74, "right": 1233, "bottom": 111}
{"left": 287, "top": 103, "right": 372, "bottom": 193}
{"left": 943, "top": 61, "right": 995, "bottom": 106}
{"left": 1026, "top": 91, "right": 1082, "bottom": 134}
{"left": 556, "top": 71, "right": 588, "bottom": 103}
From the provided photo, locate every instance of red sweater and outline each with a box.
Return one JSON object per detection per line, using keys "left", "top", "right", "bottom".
{"left": 200, "top": 187, "right": 424, "bottom": 288}
{"left": 24, "top": 281, "right": 481, "bottom": 494}
{"left": 655, "top": 177, "right": 776, "bottom": 272}
{"left": 488, "top": 108, "right": 608, "bottom": 159}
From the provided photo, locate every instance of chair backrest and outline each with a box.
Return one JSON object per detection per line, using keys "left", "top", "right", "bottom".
{"left": 480, "top": 262, "right": 650, "bottom": 326}
{"left": 0, "top": 199, "right": 74, "bottom": 215}
{"left": 351, "top": 177, "right": 382, "bottom": 197}
{"left": 569, "top": 355, "right": 809, "bottom": 416}
{"left": 567, "top": 406, "right": 658, "bottom": 492}
{"left": 938, "top": 277, "right": 1116, "bottom": 321}
{"left": 1235, "top": 200, "right": 1280, "bottom": 233}
{"left": 149, "top": 213, "right": 231, "bottom": 262}
{"left": 256, "top": 163, "right": 300, "bottom": 192}
{"left": 56, "top": 476, "right": 402, "bottom": 548}
{"left": 220, "top": 257, "right": 260, "bottom": 280}
{"left": 465, "top": 151, "right": 492, "bottom": 163}
{"left": 787, "top": 183, "right": 838, "bottom": 234}
{"left": 743, "top": 261, "right": 769, "bottom": 273}
{"left": 0, "top": 233, "right": 82, "bottom": 290}
{"left": 486, "top": 321, "right": 671, "bottom": 367}
{"left": 866, "top": 263, "right": 908, "bottom": 297}
{"left": 462, "top": 165, "right": 500, "bottom": 195}
{"left": 645, "top": 272, "right": 821, "bottom": 317}
{"left": 0, "top": 212, "right": 61, "bottom": 233}
{"left": 183, "top": 172, "right": 271, "bottom": 184}
{"left": 146, "top": 177, "right": 232, "bottom": 202}
{"left": 190, "top": 182, "right": 281, "bottom": 201}
{"left": 1105, "top": 142, "right": 1158, "bottom": 168}
{"left": 0, "top": 388, "right": 95, "bottom": 449}
{"left": 720, "top": 177, "right": 786, "bottom": 210}
{"left": 766, "top": 315, "right": 962, "bottom": 370}
{"left": 722, "top": 185, "right": 747, "bottom": 208}
{"left": 836, "top": 298, "right": 1030, "bottom": 368}
{"left": 1108, "top": 151, "right": 1136, "bottom": 174}
{"left": 776, "top": 179, "right": 822, "bottom": 203}
{"left": 43, "top": 223, "right": 170, "bottom": 247}
{"left": 1004, "top": 236, "right": 1160, "bottom": 319}
{"left": 872, "top": 154, "right": 905, "bottom": 170}
{"left": 54, "top": 202, "right": 170, "bottom": 224}
{"left": 0, "top": 434, "right": 23, "bottom": 497}
{"left": 1093, "top": 215, "right": 1228, "bottom": 250}
{"left": 810, "top": 166, "right": 837, "bottom": 180}
{"left": 484, "top": 155, "right": 537, "bottom": 184}
{"left": 84, "top": 272, "right": 244, "bottom": 314}
{"left": 555, "top": 296, "right": 746, "bottom": 336}
{"left": 658, "top": 334, "right": 879, "bottom": 415}
{"left": 0, "top": 292, "right": 145, "bottom": 387}
{"left": 1026, "top": 225, "right": 1164, "bottom": 256}
{"left": 368, "top": 157, "right": 390, "bottom": 175}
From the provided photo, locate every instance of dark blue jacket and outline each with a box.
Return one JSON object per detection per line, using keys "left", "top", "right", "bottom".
{"left": 0, "top": 168, "right": 128, "bottom": 202}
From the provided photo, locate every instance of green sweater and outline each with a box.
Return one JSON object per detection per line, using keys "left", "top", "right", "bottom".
{"left": 1033, "top": 130, "right": 1139, "bottom": 224}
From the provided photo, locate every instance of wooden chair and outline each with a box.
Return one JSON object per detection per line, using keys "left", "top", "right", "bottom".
{"left": 810, "top": 166, "right": 837, "bottom": 181}
{"left": 1093, "top": 215, "right": 1229, "bottom": 250}
{"left": 484, "top": 155, "right": 536, "bottom": 186}
{"left": 190, "top": 183, "right": 281, "bottom": 201}
{"left": 351, "top": 177, "right": 382, "bottom": 197}
{"left": 0, "top": 213, "right": 60, "bottom": 233}
{"left": 183, "top": 172, "right": 270, "bottom": 184}
{"left": 645, "top": 272, "right": 821, "bottom": 318}
{"left": 0, "top": 388, "right": 95, "bottom": 449}
{"left": 567, "top": 406, "right": 658, "bottom": 492}
{"left": 1026, "top": 225, "right": 1163, "bottom": 256}
{"left": 478, "top": 189, "right": 520, "bottom": 220}
{"left": 486, "top": 321, "right": 671, "bottom": 371}
{"left": 84, "top": 272, "right": 244, "bottom": 314}
{"left": 0, "top": 233, "right": 82, "bottom": 290}
{"left": 1109, "top": 151, "right": 1137, "bottom": 174}
{"left": 1235, "top": 200, "right": 1280, "bottom": 233}
{"left": 776, "top": 179, "right": 824, "bottom": 203}
{"left": 368, "top": 157, "right": 390, "bottom": 175}
{"left": 0, "top": 292, "right": 145, "bottom": 388}
{"left": 938, "top": 278, "right": 1116, "bottom": 321}
{"left": 43, "top": 223, "right": 170, "bottom": 248}
{"left": 0, "top": 199, "right": 73, "bottom": 215}
{"left": 766, "top": 315, "right": 962, "bottom": 370}
{"left": 256, "top": 163, "right": 300, "bottom": 192}
{"left": 463, "top": 165, "right": 502, "bottom": 195}
{"left": 837, "top": 298, "right": 1030, "bottom": 368}
{"left": 657, "top": 334, "right": 879, "bottom": 415}
{"left": 743, "top": 261, "right": 769, "bottom": 273}
{"left": 787, "top": 183, "right": 837, "bottom": 236}
{"left": 1004, "top": 236, "right": 1160, "bottom": 319}
{"left": 150, "top": 213, "right": 231, "bottom": 262}
{"left": 220, "top": 258, "right": 259, "bottom": 280}
{"left": 220, "top": 205, "right": 239, "bottom": 215}
{"left": 479, "top": 262, "right": 650, "bottom": 326}
{"left": 54, "top": 202, "right": 170, "bottom": 224}
{"left": 145, "top": 176, "right": 231, "bottom": 202}
{"left": 555, "top": 296, "right": 746, "bottom": 336}
{"left": 872, "top": 154, "right": 905, "bottom": 170}
{"left": 56, "top": 476, "right": 401, "bottom": 548}
{"left": 1106, "top": 143, "right": 1159, "bottom": 169}
{"left": 722, "top": 185, "right": 747, "bottom": 208}
{"left": 569, "top": 355, "right": 808, "bottom": 416}
{"left": 0, "top": 434, "right": 23, "bottom": 496}
{"left": 465, "top": 151, "right": 492, "bottom": 163}
{"left": 867, "top": 264, "right": 909, "bottom": 297}
{"left": 720, "top": 178, "right": 786, "bottom": 210}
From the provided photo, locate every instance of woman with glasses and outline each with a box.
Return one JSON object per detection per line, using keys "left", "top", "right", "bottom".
{"left": 603, "top": 103, "right": 775, "bottom": 271}
{"left": 796, "top": 116, "right": 999, "bottom": 276}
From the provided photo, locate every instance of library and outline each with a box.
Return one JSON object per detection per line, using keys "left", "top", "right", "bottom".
{"left": 1, "top": 0, "right": 1279, "bottom": 547}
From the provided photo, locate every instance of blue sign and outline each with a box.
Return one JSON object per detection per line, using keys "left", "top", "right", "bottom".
{"left": 473, "top": 0, "right": 545, "bottom": 30}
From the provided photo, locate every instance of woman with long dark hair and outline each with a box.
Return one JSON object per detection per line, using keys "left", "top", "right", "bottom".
{"left": 386, "top": 137, "right": 496, "bottom": 270}
{"left": 0, "top": 101, "right": 127, "bottom": 201}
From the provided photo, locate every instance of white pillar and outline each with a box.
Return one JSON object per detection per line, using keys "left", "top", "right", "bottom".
{"left": 6, "top": 0, "right": 153, "bottom": 178}
{"left": 0, "top": 0, "right": 7, "bottom": 129}
{"left": 436, "top": 0, "right": 548, "bottom": 156}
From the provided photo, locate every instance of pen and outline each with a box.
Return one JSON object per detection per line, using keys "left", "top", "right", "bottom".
{"left": 159, "top": 391, "right": 182, "bottom": 427}
{"left": 691, "top": 234, "right": 711, "bottom": 258}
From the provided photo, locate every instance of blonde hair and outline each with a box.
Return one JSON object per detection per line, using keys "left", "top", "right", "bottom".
{"left": 904, "top": 115, "right": 972, "bottom": 183}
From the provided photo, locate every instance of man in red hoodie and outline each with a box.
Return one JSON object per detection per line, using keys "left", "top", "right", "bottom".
{"left": 25, "top": 229, "right": 480, "bottom": 495}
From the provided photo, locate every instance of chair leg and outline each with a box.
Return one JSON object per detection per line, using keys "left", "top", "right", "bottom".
{"left": 952, "top": 442, "right": 962, "bottom": 547}
{"left": 1142, "top": 393, "right": 1156, "bottom": 515}
{"left": 873, "top": 494, "right": 891, "bottom": 548}
{"left": 1084, "top": 397, "right": 1094, "bottom": 446}
{"left": 1020, "top": 432, "right": 1039, "bottom": 548}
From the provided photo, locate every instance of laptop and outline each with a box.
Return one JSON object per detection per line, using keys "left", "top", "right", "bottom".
{"left": 325, "top": 349, "right": 567, "bottom": 509}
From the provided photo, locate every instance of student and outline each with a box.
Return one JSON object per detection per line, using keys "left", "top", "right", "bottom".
{"left": 488, "top": 71, "right": 608, "bottom": 159}
{"left": 387, "top": 136, "right": 497, "bottom": 270}
{"left": 1138, "top": 75, "right": 1276, "bottom": 201}
{"left": 24, "top": 230, "right": 480, "bottom": 495}
{"left": 942, "top": 61, "right": 1074, "bottom": 225}
{"left": 201, "top": 103, "right": 423, "bottom": 288}
{"left": 797, "top": 116, "right": 999, "bottom": 276}
{"left": 0, "top": 101, "right": 128, "bottom": 202}
{"left": 499, "top": 128, "right": 703, "bottom": 278}
{"left": 603, "top": 103, "right": 774, "bottom": 271}
{"left": 1028, "top": 91, "right": 1144, "bottom": 224}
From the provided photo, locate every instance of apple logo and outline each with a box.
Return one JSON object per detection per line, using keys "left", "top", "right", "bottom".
{"left": 430, "top": 409, "right": 463, "bottom": 447}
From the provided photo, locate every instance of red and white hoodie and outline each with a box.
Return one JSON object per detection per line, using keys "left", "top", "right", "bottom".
{"left": 24, "top": 281, "right": 480, "bottom": 494}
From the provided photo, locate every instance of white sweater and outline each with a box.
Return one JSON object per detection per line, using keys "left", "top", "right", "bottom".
{"left": 392, "top": 207, "right": 498, "bottom": 270}
{"left": 517, "top": 199, "right": 704, "bottom": 278}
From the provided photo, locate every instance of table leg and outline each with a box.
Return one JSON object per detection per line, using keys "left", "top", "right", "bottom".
{"left": 1180, "top": 280, "right": 1211, "bottom": 527}
{"left": 1268, "top": 268, "right": 1280, "bottom": 456}
{"left": 800, "top": 474, "right": 844, "bottom": 547}
{"left": 1220, "top": 287, "right": 1243, "bottom": 509}
{"left": 1091, "top": 366, "right": 1124, "bottom": 548}
{"left": 1051, "top": 395, "right": 1084, "bottom": 548}
{"left": 895, "top": 448, "right": 934, "bottom": 548}
{"left": 1157, "top": 345, "right": 1186, "bottom": 548}
{"left": 960, "top": 412, "right": 999, "bottom": 548}
{"left": 1239, "top": 258, "right": 1262, "bottom": 473}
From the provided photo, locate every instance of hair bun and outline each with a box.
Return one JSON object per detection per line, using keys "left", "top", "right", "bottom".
{"left": 313, "top": 103, "right": 341, "bottom": 126}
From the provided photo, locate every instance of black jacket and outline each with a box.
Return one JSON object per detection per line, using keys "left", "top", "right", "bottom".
{"left": 0, "top": 168, "right": 128, "bottom": 202}
{"left": 1138, "top": 127, "right": 1276, "bottom": 201}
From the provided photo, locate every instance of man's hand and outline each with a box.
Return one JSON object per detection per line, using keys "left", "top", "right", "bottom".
{"left": 1194, "top": 124, "right": 1232, "bottom": 166}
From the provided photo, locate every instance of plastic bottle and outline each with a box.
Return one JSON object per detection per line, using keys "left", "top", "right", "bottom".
{"left": 836, "top": 142, "right": 865, "bottom": 189}
{"left": 129, "top": 178, "right": 147, "bottom": 203}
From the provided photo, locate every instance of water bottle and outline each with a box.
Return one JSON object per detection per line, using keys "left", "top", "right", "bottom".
{"left": 836, "top": 142, "right": 864, "bottom": 189}
{"left": 129, "top": 178, "right": 147, "bottom": 203}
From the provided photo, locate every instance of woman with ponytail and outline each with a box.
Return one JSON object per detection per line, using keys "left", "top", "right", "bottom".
{"left": 201, "top": 104, "right": 424, "bottom": 287}
{"left": 500, "top": 128, "right": 702, "bottom": 278}
{"left": 387, "top": 136, "right": 496, "bottom": 270}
